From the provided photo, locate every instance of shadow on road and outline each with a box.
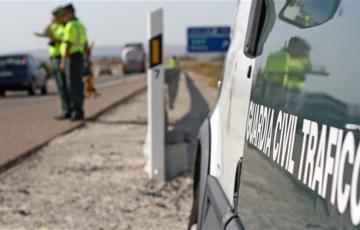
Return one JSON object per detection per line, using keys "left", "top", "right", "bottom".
{"left": 166, "top": 73, "right": 210, "bottom": 178}
{"left": 165, "top": 69, "right": 180, "bottom": 110}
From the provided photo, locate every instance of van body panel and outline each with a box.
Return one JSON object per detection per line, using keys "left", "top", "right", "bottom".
{"left": 197, "top": 1, "right": 254, "bottom": 229}
{"left": 194, "top": 0, "right": 360, "bottom": 229}
{"left": 237, "top": 0, "right": 360, "bottom": 228}
{"left": 209, "top": 0, "right": 254, "bottom": 202}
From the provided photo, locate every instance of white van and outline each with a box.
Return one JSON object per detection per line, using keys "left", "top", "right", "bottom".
{"left": 189, "top": 0, "right": 360, "bottom": 229}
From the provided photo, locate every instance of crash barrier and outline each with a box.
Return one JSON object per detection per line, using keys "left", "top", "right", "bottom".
{"left": 165, "top": 68, "right": 181, "bottom": 110}
{"left": 164, "top": 68, "right": 190, "bottom": 180}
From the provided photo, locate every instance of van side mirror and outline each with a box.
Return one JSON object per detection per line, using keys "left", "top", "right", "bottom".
{"left": 279, "top": 0, "right": 340, "bottom": 28}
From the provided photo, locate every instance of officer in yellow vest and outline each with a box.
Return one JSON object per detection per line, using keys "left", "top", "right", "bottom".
{"left": 43, "top": 7, "right": 71, "bottom": 120}
{"left": 284, "top": 38, "right": 310, "bottom": 91}
{"left": 263, "top": 37, "right": 310, "bottom": 109}
{"left": 169, "top": 56, "right": 178, "bottom": 69}
{"left": 60, "top": 4, "right": 89, "bottom": 121}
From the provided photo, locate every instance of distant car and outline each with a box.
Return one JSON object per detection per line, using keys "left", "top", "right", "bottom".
{"left": 121, "top": 47, "right": 146, "bottom": 74}
{"left": 122, "top": 42, "right": 146, "bottom": 74}
{"left": 0, "top": 54, "right": 47, "bottom": 97}
{"left": 98, "top": 64, "right": 113, "bottom": 76}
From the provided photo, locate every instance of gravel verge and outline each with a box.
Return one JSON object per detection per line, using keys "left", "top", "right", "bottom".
{"left": 0, "top": 92, "right": 192, "bottom": 230}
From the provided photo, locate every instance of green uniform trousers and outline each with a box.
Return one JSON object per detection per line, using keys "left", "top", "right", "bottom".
{"left": 52, "top": 57, "right": 71, "bottom": 116}
{"left": 66, "top": 53, "right": 84, "bottom": 118}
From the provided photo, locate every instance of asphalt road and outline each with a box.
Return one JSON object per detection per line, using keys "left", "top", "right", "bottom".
{"left": 0, "top": 71, "right": 147, "bottom": 168}
{"left": 0, "top": 72, "right": 125, "bottom": 112}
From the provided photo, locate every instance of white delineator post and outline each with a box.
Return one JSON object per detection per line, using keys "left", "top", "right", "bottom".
{"left": 147, "top": 8, "right": 165, "bottom": 180}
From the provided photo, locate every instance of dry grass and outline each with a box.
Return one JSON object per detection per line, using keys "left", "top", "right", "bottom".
{"left": 181, "top": 61, "right": 223, "bottom": 88}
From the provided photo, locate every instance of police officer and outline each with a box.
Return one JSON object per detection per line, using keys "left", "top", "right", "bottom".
{"left": 263, "top": 37, "right": 310, "bottom": 111}
{"left": 169, "top": 55, "right": 178, "bottom": 69}
{"left": 44, "top": 7, "right": 71, "bottom": 120}
{"left": 283, "top": 37, "right": 311, "bottom": 91}
{"left": 60, "top": 4, "right": 89, "bottom": 121}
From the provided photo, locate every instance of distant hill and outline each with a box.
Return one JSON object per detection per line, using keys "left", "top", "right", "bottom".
{"left": 92, "top": 45, "right": 124, "bottom": 59}
{"left": 25, "top": 44, "right": 224, "bottom": 61}
{"left": 27, "top": 45, "right": 125, "bottom": 60}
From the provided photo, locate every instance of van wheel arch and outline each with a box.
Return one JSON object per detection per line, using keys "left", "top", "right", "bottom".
{"left": 188, "top": 118, "right": 211, "bottom": 230}
{"left": 188, "top": 142, "right": 201, "bottom": 229}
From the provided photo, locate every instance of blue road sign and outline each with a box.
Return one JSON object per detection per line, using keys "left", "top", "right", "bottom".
{"left": 187, "top": 26, "right": 231, "bottom": 53}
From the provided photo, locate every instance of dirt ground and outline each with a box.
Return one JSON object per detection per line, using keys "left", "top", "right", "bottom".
{"left": 0, "top": 92, "right": 193, "bottom": 230}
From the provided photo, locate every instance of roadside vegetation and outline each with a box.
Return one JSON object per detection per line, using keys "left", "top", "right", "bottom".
{"left": 181, "top": 61, "right": 223, "bottom": 88}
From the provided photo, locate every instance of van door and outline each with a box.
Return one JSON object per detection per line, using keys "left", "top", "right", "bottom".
{"left": 198, "top": 0, "right": 254, "bottom": 229}
{"left": 236, "top": 0, "right": 360, "bottom": 228}
{"left": 209, "top": 0, "right": 254, "bottom": 202}
{"left": 213, "top": 0, "right": 255, "bottom": 203}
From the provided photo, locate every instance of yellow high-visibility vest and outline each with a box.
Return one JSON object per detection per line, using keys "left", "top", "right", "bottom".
{"left": 169, "top": 57, "right": 178, "bottom": 69}
{"left": 60, "top": 19, "right": 87, "bottom": 56}
{"left": 49, "top": 23, "right": 64, "bottom": 58}
{"left": 264, "top": 50, "right": 309, "bottom": 91}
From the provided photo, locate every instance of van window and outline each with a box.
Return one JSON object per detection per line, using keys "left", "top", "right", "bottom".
{"left": 0, "top": 56, "right": 27, "bottom": 70}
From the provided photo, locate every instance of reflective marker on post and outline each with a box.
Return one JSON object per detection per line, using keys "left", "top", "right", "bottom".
{"left": 147, "top": 8, "right": 165, "bottom": 180}
{"left": 150, "top": 34, "right": 162, "bottom": 68}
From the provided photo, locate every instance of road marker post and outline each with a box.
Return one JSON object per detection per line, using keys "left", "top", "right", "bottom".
{"left": 146, "top": 8, "right": 165, "bottom": 180}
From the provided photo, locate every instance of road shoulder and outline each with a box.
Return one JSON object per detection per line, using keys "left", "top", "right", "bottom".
{"left": 0, "top": 92, "right": 192, "bottom": 229}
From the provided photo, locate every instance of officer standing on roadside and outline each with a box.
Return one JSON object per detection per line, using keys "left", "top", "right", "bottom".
{"left": 169, "top": 55, "right": 178, "bottom": 69}
{"left": 43, "top": 7, "right": 71, "bottom": 120}
{"left": 263, "top": 37, "right": 310, "bottom": 110}
{"left": 60, "top": 4, "right": 89, "bottom": 121}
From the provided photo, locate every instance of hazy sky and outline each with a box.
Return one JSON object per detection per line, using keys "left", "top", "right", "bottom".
{"left": 0, "top": 0, "right": 237, "bottom": 54}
